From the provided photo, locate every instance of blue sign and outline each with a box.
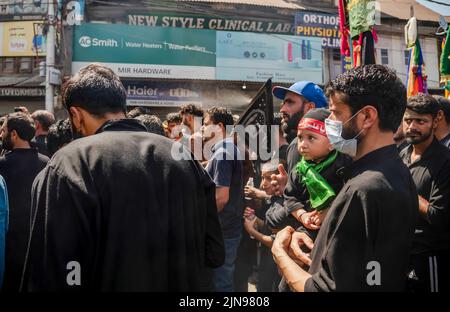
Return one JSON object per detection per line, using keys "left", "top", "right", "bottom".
{"left": 295, "top": 11, "right": 340, "bottom": 48}
{"left": 122, "top": 81, "right": 204, "bottom": 107}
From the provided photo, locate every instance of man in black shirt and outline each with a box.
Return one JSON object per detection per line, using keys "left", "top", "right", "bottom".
{"left": 271, "top": 65, "right": 418, "bottom": 291}
{"left": 434, "top": 95, "right": 450, "bottom": 149}
{"left": 22, "top": 64, "right": 224, "bottom": 292}
{"left": 0, "top": 113, "right": 49, "bottom": 291}
{"left": 30, "top": 110, "right": 55, "bottom": 157}
{"left": 400, "top": 94, "right": 450, "bottom": 292}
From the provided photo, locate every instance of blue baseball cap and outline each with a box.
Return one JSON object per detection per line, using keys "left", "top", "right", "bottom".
{"left": 272, "top": 81, "right": 328, "bottom": 108}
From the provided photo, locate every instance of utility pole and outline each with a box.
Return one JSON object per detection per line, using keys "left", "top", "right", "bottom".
{"left": 45, "top": 0, "right": 56, "bottom": 113}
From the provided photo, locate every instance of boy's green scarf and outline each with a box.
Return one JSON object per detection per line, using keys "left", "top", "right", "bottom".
{"left": 296, "top": 151, "right": 338, "bottom": 211}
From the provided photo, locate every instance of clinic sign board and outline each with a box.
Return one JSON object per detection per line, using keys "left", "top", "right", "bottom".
{"left": 295, "top": 11, "right": 340, "bottom": 48}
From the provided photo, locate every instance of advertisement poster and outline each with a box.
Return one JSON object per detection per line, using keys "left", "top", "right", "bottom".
{"left": 122, "top": 81, "right": 204, "bottom": 107}
{"left": 72, "top": 23, "right": 216, "bottom": 79}
{"left": 215, "top": 31, "right": 323, "bottom": 83}
{"left": 0, "top": 21, "right": 46, "bottom": 56}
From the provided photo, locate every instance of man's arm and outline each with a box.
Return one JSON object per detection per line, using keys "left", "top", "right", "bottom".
{"left": 419, "top": 162, "right": 450, "bottom": 230}
{"left": 216, "top": 187, "right": 229, "bottom": 213}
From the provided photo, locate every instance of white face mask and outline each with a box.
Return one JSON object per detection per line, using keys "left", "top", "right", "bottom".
{"left": 325, "top": 110, "right": 364, "bottom": 157}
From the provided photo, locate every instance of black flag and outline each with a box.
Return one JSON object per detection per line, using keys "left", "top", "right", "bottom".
{"left": 234, "top": 79, "right": 274, "bottom": 162}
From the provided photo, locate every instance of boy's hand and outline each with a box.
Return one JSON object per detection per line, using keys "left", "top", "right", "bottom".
{"left": 311, "top": 209, "right": 328, "bottom": 227}
{"left": 244, "top": 217, "right": 258, "bottom": 234}
{"left": 300, "top": 211, "right": 320, "bottom": 230}
{"left": 270, "top": 164, "right": 288, "bottom": 196}
{"left": 243, "top": 207, "right": 255, "bottom": 218}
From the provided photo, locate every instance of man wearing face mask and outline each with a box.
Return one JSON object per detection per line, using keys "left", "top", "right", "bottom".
{"left": 22, "top": 64, "right": 225, "bottom": 292}
{"left": 0, "top": 113, "right": 48, "bottom": 291}
{"left": 400, "top": 94, "right": 450, "bottom": 292}
{"left": 271, "top": 65, "right": 418, "bottom": 291}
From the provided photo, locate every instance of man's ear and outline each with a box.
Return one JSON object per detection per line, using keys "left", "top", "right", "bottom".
{"left": 305, "top": 101, "right": 316, "bottom": 112}
{"left": 437, "top": 110, "right": 444, "bottom": 123}
{"left": 10, "top": 129, "right": 18, "bottom": 142}
{"left": 69, "top": 107, "right": 83, "bottom": 131}
{"left": 361, "top": 106, "right": 378, "bottom": 129}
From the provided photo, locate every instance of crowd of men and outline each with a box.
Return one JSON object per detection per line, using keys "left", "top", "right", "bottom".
{"left": 0, "top": 63, "right": 449, "bottom": 292}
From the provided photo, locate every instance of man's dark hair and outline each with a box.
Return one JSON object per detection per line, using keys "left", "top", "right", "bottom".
{"left": 135, "top": 114, "right": 165, "bottom": 136}
{"left": 180, "top": 104, "right": 204, "bottom": 118}
{"left": 407, "top": 94, "right": 440, "bottom": 118}
{"left": 47, "top": 119, "right": 73, "bottom": 156}
{"left": 434, "top": 95, "right": 450, "bottom": 124}
{"left": 166, "top": 112, "right": 182, "bottom": 124}
{"left": 127, "top": 106, "right": 152, "bottom": 119}
{"left": 325, "top": 64, "right": 407, "bottom": 132}
{"left": 206, "top": 107, "right": 234, "bottom": 128}
{"left": 6, "top": 112, "right": 36, "bottom": 142}
{"left": 62, "top": 64, "right": 127, "bottom": 116}
{"left": 31, "top": 110, "right": 56, "bottom": 131}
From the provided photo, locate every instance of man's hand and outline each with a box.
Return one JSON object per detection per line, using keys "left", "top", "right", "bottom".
{"left": 270, "top": 164, "right": 288, "bottom": 196}
{"left": 289, "top": 231, "right": 314, "bottom": 267}
{"left": 271, "top": 226, "right": 295, "bottom": 258}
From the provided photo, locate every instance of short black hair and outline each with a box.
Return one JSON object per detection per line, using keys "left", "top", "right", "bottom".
{"left": 5, "top": 112, "right": 36, "bottom": 142}
{"left": 325, "top": 64, "right": 407, "bottom": 132}
{"left": 407, "top": 93, "right": 440, "bottom": 118}
{"left": 47, "top": 119, "right": 73, "bottom": 156}
{"left": 127, "top": 106, "right": 152, "bottom": 119}
{"left": 135, "top": 114, "right": 165, "bottom": 136}
{"left": 31, "top": 110, "right": 56, "bottom": 131}
{"left": 166, "top": 112, "right": 182, "bottom": 124}
{"left": 434, "top": 95, "right": 450, "bottom": 124}
{"left": 206, "top": 107, "right": 234, "bottom": 128}
{"left": 62, "top": 64, "right": 127, "bottom": 116}
{"left": 180, "top": 104, "right": 204, "bottom": 118}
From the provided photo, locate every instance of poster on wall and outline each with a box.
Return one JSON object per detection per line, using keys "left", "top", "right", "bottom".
{"left": 215, "top": 31, "right": 323, "bottom": 84}
{"left": 0, "top": 21, "right": 46, "bottom": 56}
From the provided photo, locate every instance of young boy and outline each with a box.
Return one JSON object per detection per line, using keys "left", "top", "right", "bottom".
{"left": 270, "top": 108, "right": 352, "bottom": 239}
{"left": 243, "top": 161, "right": 284, "bottom": 292}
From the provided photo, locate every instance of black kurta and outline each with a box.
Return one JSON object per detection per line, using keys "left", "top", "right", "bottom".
{"left": 305, "top": 145, "right": 418, "bottom": 292}
{"left": 400, "top": 138, "right": 450, "bottom": 254}
{"left": 0, "top": 148, "right": 48, "bottom": 291}
{"left": 23, "top": 119, "right": 224, "bottom": 292}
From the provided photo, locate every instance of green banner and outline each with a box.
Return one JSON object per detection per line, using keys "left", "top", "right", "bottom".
{"left": 73, "top": 23, "right": 216, "bottom": 66}
{"left": 127, "top": 13, "right": 294, "bottom": 35}
{"left": 73, "top": 23, "right": 216, "bottom": 79}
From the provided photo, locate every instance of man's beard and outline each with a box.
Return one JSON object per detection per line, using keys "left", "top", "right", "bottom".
{"left": 405, "top": 128, "right": 433, "bottom": 145}
{"left": 2, "top": 132, "right": 13, "bottom": 151}
{"left": 281, "top": 110, "right": 304, "bottom": 143}
{"left": 341, "top": 117, "right": 361, "bottom": 141}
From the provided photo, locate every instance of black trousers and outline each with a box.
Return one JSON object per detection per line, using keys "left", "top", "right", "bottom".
{"left": 408, "top": 250, "right": 450, "bottom": 292}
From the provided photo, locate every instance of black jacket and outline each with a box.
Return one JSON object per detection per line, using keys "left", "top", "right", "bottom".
{"left": 0, "top": 148, "right": 48, "bottom": 291}
{"left": 23, "top": 119, "right": 224, "bottom": 292}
